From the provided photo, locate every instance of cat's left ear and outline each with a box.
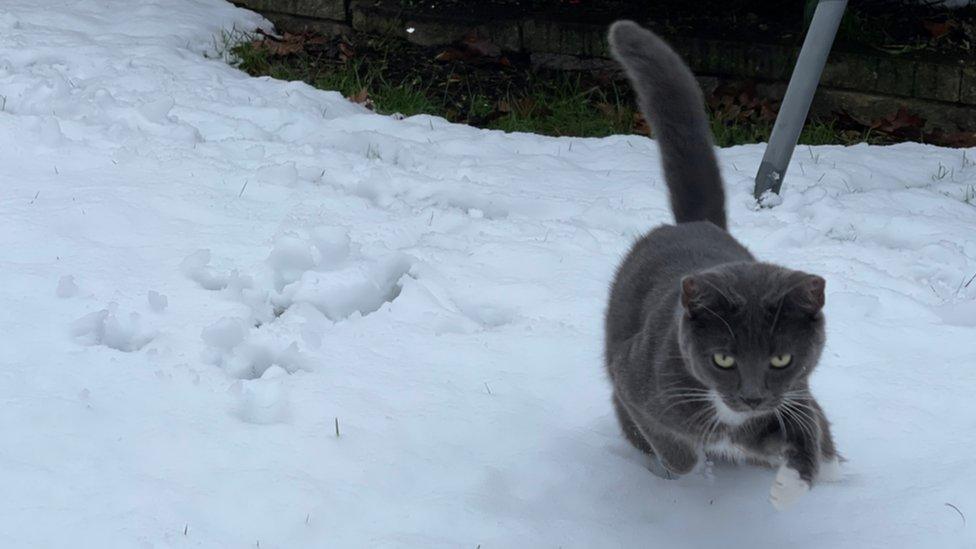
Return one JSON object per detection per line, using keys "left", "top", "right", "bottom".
{"left": 680, "top": 275, "right": 705, "bottom": 317}
{"left": 790, "top": 275, "right": 825, "bottom": 315}
{"left": 680, "top": 275, "right": 697, "bottom": 309}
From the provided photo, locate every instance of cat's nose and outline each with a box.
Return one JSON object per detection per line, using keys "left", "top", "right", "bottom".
{"left": 741, "top": 397, "right": 763, "bottom": 409}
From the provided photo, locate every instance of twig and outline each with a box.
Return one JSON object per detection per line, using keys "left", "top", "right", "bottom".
{"left": 484, "top": 382, "right": 492, "bottom": 395}
{"left": 334, "top": 417, "right": 340, "bottom": 437}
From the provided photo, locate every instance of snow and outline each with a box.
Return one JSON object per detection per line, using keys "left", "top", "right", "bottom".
{"left": 56, "top": 274, "right": 78, "bottom": 298}
{"left": 148, "top": 289, "right": 169, "bottom": 312}
{"left": 1, "top": 1, "right": 975, "bottom": 547}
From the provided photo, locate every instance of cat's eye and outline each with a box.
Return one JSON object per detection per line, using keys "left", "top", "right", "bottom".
{"left": 712, "top": 353, "right": 736, "bottom": 369}
{"left": 770, "top": 354, "right": 793, "bottom": 368}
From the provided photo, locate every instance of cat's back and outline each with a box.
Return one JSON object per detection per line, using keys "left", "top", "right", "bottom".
{"left": 631, "top": 221, "right": 749, "bottom": 267}
{"left": 605, "top": 222, "right": 752, "bottom": 352}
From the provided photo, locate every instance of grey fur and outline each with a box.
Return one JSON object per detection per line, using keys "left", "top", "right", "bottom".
{"left": 604, "top": 21, "right": 837, "bottom": 489}
{"left": 608, "top": 21, "right": 726, "bottom": 229}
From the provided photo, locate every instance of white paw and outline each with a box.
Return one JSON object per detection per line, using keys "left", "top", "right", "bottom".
{"left": 818, "top": 458, "right": 843, "bottom": 483}
{"left": 769, "top": 466, "right": 810, "bottom": 511}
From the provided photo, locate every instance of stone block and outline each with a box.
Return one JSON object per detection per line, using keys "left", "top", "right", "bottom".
{"left": 260, "top": 11, "right": 351, "bottom": 36}
{"left": 822, "top": 52, "right": 878, "bottom": 92}
{"left": 351, "top": 1, "right": 519, "bottom": 50}
{"left": 961, "top": 65, "right": 976, "bottom": 105}
{"left": 875, "top": 57, "right": 916, "bottom": 98}
{"left": 913, "top": 61, "right": 962, "bottom": 103}
{"left": 522, "top": 19, "right": 608, "bottom": 58}
{"left": 235, "top": 0, "right": 346, "bottom": 21}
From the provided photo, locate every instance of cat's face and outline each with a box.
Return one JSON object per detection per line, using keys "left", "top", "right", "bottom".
{"left": 677, "top": 263, "right": 826, "bottom": 415}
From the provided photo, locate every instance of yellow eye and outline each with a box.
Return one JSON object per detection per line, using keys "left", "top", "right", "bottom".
{"left": 770, "top": 354, "right": 793, "bottom": 368}
{"left": 712, "top": 353, "right": 736, "bottom": 369}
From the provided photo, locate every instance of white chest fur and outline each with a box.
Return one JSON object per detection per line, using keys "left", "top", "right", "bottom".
{"left": 704, "top": 436, "right": 781, "bottom": 466}
{"left": 709, "top": 389, "right": 759, "bottom": 427}
{"left": 704, "top": 437, "right": 750, "bottom": 463}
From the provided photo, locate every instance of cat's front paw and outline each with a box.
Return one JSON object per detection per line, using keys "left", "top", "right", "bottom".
{"left": 658, "top": 443, "right": 698, "bottom": 477}
{"left": 769, "top": 465, "right": 810, "bottom": 510}
{"left": 646, "top": 454, "right": 678, "bottom": 480}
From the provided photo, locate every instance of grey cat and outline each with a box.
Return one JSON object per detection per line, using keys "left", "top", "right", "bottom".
{"left": 603, "top": 21, "right": 838, "bottom": 510}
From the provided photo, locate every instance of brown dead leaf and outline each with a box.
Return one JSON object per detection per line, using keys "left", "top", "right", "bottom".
{"left": 513, "top": 97, "right": 537, "bottom": 114}
{"left": 347, "top": 88, "right": 374, "bottom": 110}
{"left": 435, "top": 48, "right": 467, "bottom": 62}
{"left": 835, "top": 107, "right": 928, "bottom": 142}
{"left": 594, "top": 102, "right": 616, "bottom": 117}
{"left": 633, "top": 112, "right": 651, "bottom": 136}
{"left": 873, "top": 107, "right": 926, "bottom": 138}
{"left": 461, "top": 32, "right": 501, "bottom": 58}
{"left": 758, "top": 101, "right": 778, "bottom": 123}
{"left": 834, "top": 109, "right": 873, "bottom": 130}
{"left": 434, "top": 31, "right": 506, "bottom": 66}
{"left": 923, "top": 19, "right": 957, "bottom": 40}
{"left": 252, "top": 30, "right": 351, "bottom": 59}
{"left": 338, "top": 42, "right": 355, "bottom": 62}
{"left": 925, "top": 130, "right": 976, "bottom": 148}
{"left": 265, "top": 40, "right": 304, "bottom": 56}
{"left": 348, "top": 88, "right": 368, "bottom": 103}
{"left": 251, "top": 31, "right": 306, "bottom": 56}
{"left": 304, "top": 34, "right": 329, "bottom": 46}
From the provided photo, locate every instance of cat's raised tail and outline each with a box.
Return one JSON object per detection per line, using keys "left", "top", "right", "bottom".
{"left": 608, "top": 21, "right": 727, "bottom": 230}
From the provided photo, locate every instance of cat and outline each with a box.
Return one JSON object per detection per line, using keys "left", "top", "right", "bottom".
{"left": 603, "top": 21, "right": 838, "bottom": 510}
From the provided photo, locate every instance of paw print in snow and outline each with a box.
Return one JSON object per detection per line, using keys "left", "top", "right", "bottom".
{"left": 71, "top": 303, "right": 155, "bottom": 352}
{"left": 56, "top": 275, "right": 79, "bottom": 298}
{"left": 229, "top": 365, "right": 291, "bottom": 425}
{"left": 267, "top": 227, "right": 412, "bottom": 322}
{"left": 201, "top": 316, "right": 308, "bottom": 380}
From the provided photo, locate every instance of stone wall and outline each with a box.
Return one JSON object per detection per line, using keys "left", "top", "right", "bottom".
{"left": 232, "top": 0, "right": 976, "bottom": 131}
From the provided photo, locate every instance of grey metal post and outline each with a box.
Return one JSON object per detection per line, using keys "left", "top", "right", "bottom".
{"left": 754, "top": 0, "right": 847, "bottom": 200}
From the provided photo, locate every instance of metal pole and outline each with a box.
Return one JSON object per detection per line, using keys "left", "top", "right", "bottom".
{"left": 753, "top": 0, "right": 847, "bottom": 200}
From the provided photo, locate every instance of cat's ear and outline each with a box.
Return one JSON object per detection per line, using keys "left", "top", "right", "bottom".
{"left": 680, "top": 275, "right": 700, "bottom": 316}
{"left": 789, "top": 275, "right": 826, "bottom": 315}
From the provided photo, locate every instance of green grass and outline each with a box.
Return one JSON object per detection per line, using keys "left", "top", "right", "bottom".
{"left": 711, "top": 118, "right": 877, "bottom": 148}
{"left": 488, "top": 75, "right": 636, "bottom": 137}
{"left": 228, "top": 33, "right": 875, "bottom": 146}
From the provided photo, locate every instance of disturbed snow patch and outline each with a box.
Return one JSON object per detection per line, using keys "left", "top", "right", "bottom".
{"left": 194, "top": 227, "right": 418, "bottom": 380}
{"left": 71, "top": 303, "right": 156, "bottom": 352}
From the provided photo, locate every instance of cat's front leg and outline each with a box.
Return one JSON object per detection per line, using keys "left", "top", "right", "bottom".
{"left": 616, "top": 393, "right": 698, "bottom": 477}
{"left": 768, "top": 419, "right": 820, "bottom": 510}
{"left": 636, "top": 421, "right": 699, "bottom": 477}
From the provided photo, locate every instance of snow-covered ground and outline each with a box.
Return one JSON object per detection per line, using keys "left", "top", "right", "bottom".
{"left": 1, "top": 1, "right": 975, "bottom": 547}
